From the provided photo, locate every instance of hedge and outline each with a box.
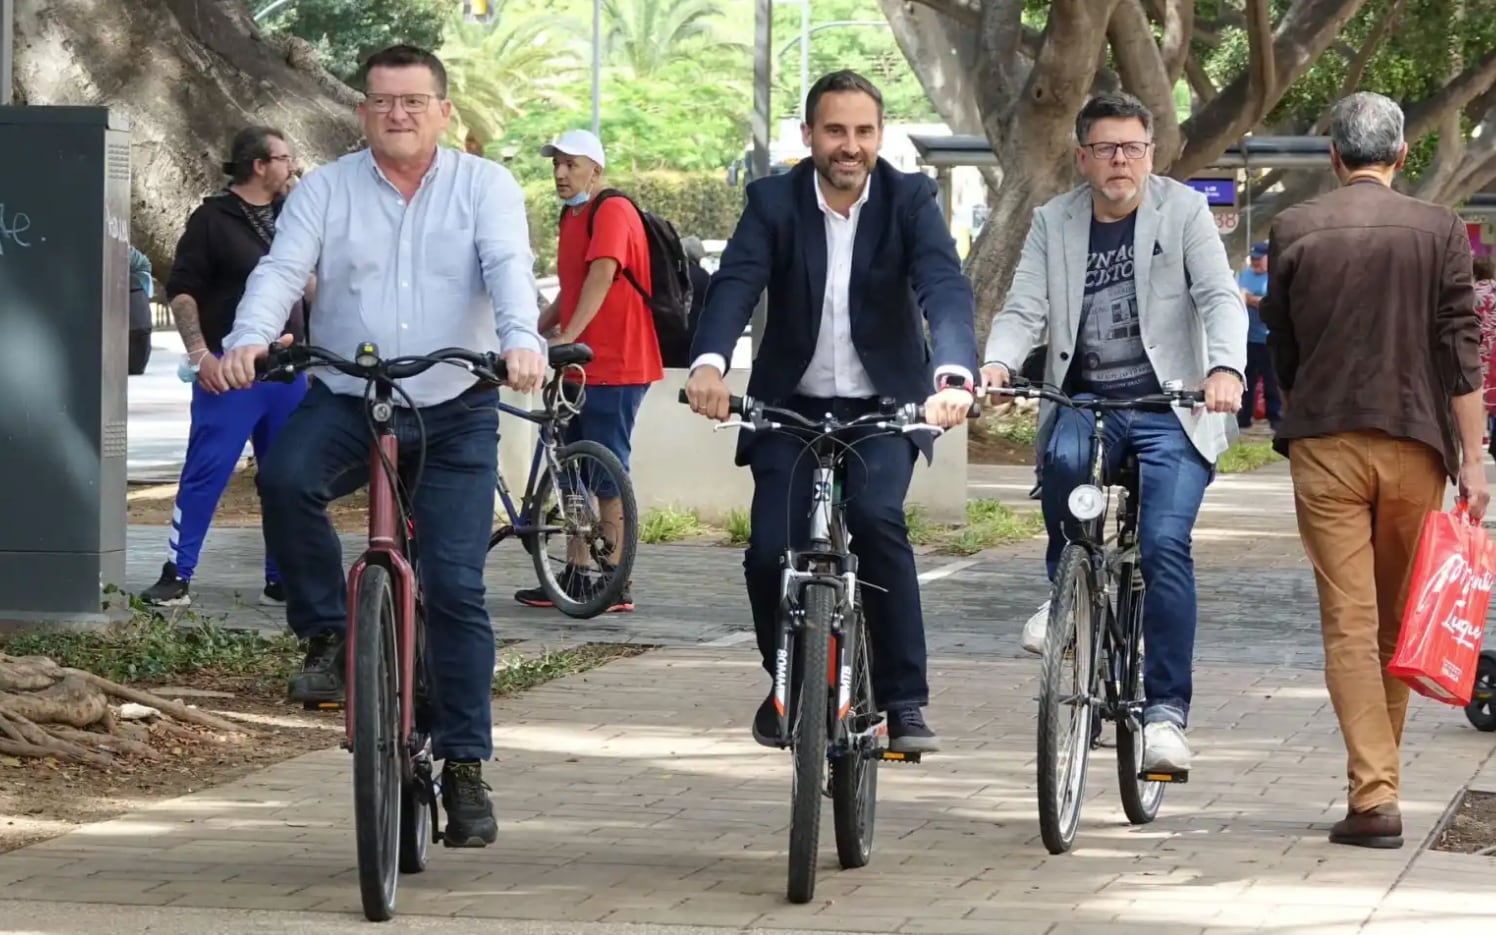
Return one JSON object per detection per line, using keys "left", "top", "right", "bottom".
{"left": 522, "top": 171, "right": 745, "bottom": 277}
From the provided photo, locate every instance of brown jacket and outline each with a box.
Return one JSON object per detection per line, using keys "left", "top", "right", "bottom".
{"left": 1260, "top": 178, "right": 1482, "bottom": 480}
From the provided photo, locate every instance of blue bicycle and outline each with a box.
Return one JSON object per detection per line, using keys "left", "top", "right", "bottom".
{"left": 484, "top": 343, "right": 638, "bottom": 618}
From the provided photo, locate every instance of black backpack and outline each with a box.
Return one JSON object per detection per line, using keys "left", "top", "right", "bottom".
{"left": 572, "top": 189, "right": 693, "bottom": 362}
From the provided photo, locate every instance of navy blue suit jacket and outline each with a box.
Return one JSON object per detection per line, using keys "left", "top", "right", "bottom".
{"left": 690, "top": 158, "right": 979, "bottom": 465}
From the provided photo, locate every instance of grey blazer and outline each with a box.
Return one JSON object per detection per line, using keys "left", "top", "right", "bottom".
{"left": 984, "top": 174, "right": 1248, "bottom": 463}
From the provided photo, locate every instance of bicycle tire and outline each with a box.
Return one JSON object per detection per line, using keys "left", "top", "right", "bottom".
{"left": 529, "top": 439, "right": 639, "bottom": 618}
{"left": 1465, "top": 653, "right": 1496, "bottom": 732}
{"left": 787, "top": 582, "right": 834, "bottom": 904}
{"left": 353, "top": 564, "right": 402, "bottom": 921}
{"left": 399, "top": 607, "right": 432, "bottom": 874}
{"left": 830, "top": 604, "right": 877, "bottom": 869}
{"left": 1114, "top": 566, "right": 1165, "bottom": 824}
{"left": 1037, "top": 544, "right": 1097, "bottom": 855}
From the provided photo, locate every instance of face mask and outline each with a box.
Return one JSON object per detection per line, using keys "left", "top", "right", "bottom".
{"left": 563, "top": 190, "right": 590, "bottom": 208}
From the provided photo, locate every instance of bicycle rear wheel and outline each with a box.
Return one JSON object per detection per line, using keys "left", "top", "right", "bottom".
{"left": 1115, "top": 575, "right": 1165, "bottom": 824}
{"left": 353, "top": 564, "right": 402, "bottom": 921}
{"left": 1037, "top": 544, "right": 1097, "bottom": 855}
{"left": 830, "top": 604, "right": 877, "bottom": 869}
{"left": 787, "top": 582, "right": 834, "bottom": 904}
{"left": 529, "top": 439, "right": 639, "bottom": 618}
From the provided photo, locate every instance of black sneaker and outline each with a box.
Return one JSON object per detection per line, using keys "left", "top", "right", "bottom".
{"left": 287, "top": 629, "right": 346, "bottom": 703}
{"left": 513, "top": 564, "right": 584, "bottom": 608}
{"left": 259, "top": 580, "right": 286, "bottom": 607}
{"left": 140, "top": 562, "right": 191, "bottom": 607}
{"left": 441, "top": 760, "right": 498, "bottom": 847}
{"left": 887, "top": 705, "right": 941, "bottom": 754}
{"left": 751, "top": 693, "right": 784, "bottom": 748}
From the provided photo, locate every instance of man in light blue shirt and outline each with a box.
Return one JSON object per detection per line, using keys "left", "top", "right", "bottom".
{"left": 1237, "top": 241, "right": 1281, "bottom": 430}
{"left": 220, "top": 44, "right": 546, "bottom": 848}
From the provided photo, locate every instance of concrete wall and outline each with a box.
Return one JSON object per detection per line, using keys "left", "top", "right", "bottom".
{"left": 497, "top": 369, "right": 969, "bottom": 524}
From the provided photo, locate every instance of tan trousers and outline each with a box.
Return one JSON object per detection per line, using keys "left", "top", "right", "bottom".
{"left": 1289, "top": 429, "right": 1447, "bottom": 812}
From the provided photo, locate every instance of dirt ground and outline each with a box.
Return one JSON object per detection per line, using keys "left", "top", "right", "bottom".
{"left": 127, "top": 464, "right": 369, "bottom": 533}
{"left": 1434, "top": 789, "right": 1496, "bottom": 854}
{"left": 968, "top": 432, "right": 1036, "bottom": 466}
{"left": 0, "top": 671, "right": 339, "bottom": 854}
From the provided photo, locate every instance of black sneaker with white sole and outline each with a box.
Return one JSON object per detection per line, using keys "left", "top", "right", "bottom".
{"left": 441, "top": 760, "right": 498, "bottom": 847}
{"left": 259, "top": 580, "right": 286, "bottom": 606}
{"left": 886, "top": 705, "right": 941, "bottom": 754}
{"left": 139, "top": 562, "right": 191, "bottom": 607}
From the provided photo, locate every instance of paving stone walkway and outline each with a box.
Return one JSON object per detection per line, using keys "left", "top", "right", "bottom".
{"left": 7, "top": 462, "right": 1496, "bottom": 932}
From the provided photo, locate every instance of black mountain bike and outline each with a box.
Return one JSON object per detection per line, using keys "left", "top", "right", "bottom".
{"left": 986, "top": 378, "right": 1203, "bottom": 855}
{"left": 679, "top": 390, "right": 960, "bottom": 904}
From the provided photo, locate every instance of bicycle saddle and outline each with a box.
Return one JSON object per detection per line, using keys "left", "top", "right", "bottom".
{"left": 548, "top": 342, "right": 594, "bottom": 368}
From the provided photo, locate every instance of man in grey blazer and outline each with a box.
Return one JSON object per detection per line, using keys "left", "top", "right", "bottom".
{"left": 981, "top": 92, "right": 1247, "bottom": 772}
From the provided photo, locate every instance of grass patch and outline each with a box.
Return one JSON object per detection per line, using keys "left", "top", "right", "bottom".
{"left": 492, "top": 642, "right": 652, "bottom": 696}
{"left": 640, "top": 505, "right": 707, "bottom": 544}
{"left": 1217, "top": 439, "right": 1283, "bottom": 474}
{"left": 0, "top": 608, "right": 303, "bottom": 685}
{"left": 908, "top": 499, "right": 1045, "bottom": 555}
{"left": 721, "top": 507, "right": 752, "bottom": 546}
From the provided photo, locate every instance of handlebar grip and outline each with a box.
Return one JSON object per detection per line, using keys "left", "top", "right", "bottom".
{"left": 966, "top": 401, "right": 982, "bottom": 419}
{"left": 255, "top": 349, "right": 300, "bottom": 383}
{"left": 677, "top": 388, "right": 746, "bottom": 414}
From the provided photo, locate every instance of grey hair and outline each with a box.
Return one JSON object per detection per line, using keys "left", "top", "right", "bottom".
{"left": 1329, "top": 92, "right": 1405, "bottom": 170}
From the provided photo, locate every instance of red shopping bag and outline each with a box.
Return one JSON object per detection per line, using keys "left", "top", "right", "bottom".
{"left": 1388, "top": 504, "right": 1496, "bottom": 706}
{"left": 1253, "top": 380, "right": 1266, "bottom": 421}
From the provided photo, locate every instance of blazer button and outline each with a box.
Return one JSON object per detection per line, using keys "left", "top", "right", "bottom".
{"left": 1059, "top": 351, "right": 1070, "bottom": 361}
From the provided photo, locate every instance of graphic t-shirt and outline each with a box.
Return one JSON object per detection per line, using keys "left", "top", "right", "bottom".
{"left": 1238, "top": 267, "right": 1269, "bottom": 344}
{"left": 1074, "top": 212, "right": 1161, "bottom": 398}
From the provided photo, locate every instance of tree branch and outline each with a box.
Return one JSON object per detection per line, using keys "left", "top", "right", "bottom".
{"left": 1108, "top": 0, "right": 1182, "bottom": 166}
{"left": 978, "top": 0, "right": 1029, "bottom": 121}
{"left": 1141, "top": 0, "right": 1194, "bottom": 85}
{"left": 1244, "top": 0, "right": 1277, "bottom": 128}
{"left": 1185, "top": 53, "right": 1218, "bottom": 102}
{"left": 900, "top": 0, "right": 978, "bottom": 30}
{"left": 1302, "top": 0, "right": 1407, "bottom": 136}
{"left": 1404, "top": 47, "right": 1496, "bottom": 142}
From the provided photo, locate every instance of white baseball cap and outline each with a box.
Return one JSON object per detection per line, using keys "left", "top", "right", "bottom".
{"left": 539, "top": 129, "right": 606, "bottom": 169}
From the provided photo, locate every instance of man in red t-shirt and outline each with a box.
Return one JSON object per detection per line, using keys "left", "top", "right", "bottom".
{"left": 517, "top": 129, "right": 662, "bottom": 612}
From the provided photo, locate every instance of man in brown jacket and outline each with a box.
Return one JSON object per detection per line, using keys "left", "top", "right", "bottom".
{"left": 1261, "top": 91, "right": 1490, "bottom": 850}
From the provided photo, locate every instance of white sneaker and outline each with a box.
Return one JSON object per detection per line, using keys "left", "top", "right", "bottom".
{"left": 1141, "top": 722, "right": 1192, "bottom": 772}
{"left": 1021, "top": 601, "right": 1050, "bottom": 654}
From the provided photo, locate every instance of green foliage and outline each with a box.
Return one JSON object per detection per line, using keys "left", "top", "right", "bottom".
{"left": 261, "top": 0, "right": 448, "bottom": 85}
{"left": 522, "top": 170, "right": 744, "bottom": 276}
{"left": 638, "top": 505, "right": 707, "bottom": 543}
{"left": 601, "top": 0, "right": 747, "bottom": 77}
{"left": 1216, "top": 440, "right": 1283, "bottom": 474}
{"left": 770, "top": 0, "right": 938, "bottom": 122}
{"left": 438, "top": 4, "right": 581, "bottom": 148}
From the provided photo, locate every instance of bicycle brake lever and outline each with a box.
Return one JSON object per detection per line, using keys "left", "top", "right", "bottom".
{"left": 712, "top": 420, "right": 756, "bottom": 432}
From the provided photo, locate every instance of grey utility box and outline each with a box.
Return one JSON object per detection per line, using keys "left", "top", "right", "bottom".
{"left": 0, "top": 106, "right": 130, "bottom": 631}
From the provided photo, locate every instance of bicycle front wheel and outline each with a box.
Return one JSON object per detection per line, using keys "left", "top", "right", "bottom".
{"left": 787, "top": 583, "right": 834, "bottom": 904}
{"left": 352, "top": 564, "right": 402, "bottom": 921}
{"left": 529, "top": 439, "right": 639, "bottom": 618}
{"left": 830, "top": 602, "right": 877, "bottom": 869}
{"left": 1037, "top": 543, "right": 1098, "bottom": 855}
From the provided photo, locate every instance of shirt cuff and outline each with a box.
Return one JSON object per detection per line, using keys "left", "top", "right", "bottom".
{"left": 500, "top": 329, "right": 546, "bottom": 355}
{"left": 222, "top": 328, "right": 274, "bottom": 351}
{"left": 690, "top": 353, "right": 728, "bottom": 376}
{"left": 933, "top": 365, "right": 975, "bottom": 392}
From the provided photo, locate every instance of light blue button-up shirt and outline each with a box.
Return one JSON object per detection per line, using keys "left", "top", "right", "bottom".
{"left": 225, "top": 147, "right": 544, "bottom": 407}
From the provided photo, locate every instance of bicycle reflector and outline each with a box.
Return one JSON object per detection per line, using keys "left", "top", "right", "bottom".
{"left": 1067, "top": 484, "right": 1105, "bottom": 521}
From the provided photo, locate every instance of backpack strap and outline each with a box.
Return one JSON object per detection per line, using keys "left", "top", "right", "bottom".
{"left": 582, "top": 189, "right": 652, "bottom": 304}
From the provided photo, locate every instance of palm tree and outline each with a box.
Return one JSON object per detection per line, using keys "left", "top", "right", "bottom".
{"left": 598, "top": 0, "right": 745, "bottom": 78}
{"left": 438, "top": 3, "right": 580, "bottom": 151}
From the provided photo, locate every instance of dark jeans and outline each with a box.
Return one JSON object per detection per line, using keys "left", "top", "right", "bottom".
{"left": 1239, "top": 341, "right": 1282, "bottom": 428}
{"left": 257, "top": 381, "right": 501, "bottom": 761}
{"left": 1040, "top": 401, "right": 1212, "bottom": 728}
{"left": 561, "top": 382, "right": 648, "bottom": 498}
{"left": 744, "top": 395, "right": 927, "bottom": 709}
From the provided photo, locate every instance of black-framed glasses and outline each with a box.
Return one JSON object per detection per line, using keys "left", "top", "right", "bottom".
{"left": 1084, "top": 141, "right": 1152, "bottom": 161}
{"left": 364, "top": 93, "right": 439, "bottom": 114}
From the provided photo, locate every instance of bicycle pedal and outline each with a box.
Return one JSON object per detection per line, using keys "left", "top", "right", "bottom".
{"left": 1137, "top": 768, "right": 1188, "bottom": 783}
{"left": 878, "top": 750, "right": 921, "bottom": 764}
{"left": 303, "top": 700, "right": 345, "bottom": 711}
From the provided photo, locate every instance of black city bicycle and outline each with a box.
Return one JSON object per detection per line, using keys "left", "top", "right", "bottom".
{"left": 985, "top": 377, "right": 1203, "bottom": 855}
{"left": 679, "top": 390, "right": 958, "bottom": 904}
{"left": 257, "top": 341, "right": 510, "bottom": 921}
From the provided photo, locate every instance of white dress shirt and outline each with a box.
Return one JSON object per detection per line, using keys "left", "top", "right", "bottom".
{"left": 226, "top": 148, "right": 544, "bottom": 407}
{"left": 692, "top": 174, "right": 972, "bottom": 395}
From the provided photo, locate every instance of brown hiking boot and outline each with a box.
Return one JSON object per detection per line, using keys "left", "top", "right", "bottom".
{"left": 1328, "top": 803, "right": 1403, "bottom": 849}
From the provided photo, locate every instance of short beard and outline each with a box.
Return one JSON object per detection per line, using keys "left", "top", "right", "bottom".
{"left": 815, "top": 155, "right": 866, "bottom": 192}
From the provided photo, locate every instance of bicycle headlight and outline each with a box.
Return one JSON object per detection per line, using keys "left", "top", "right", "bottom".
{"left": 1067, "top": 484, "right": 1105, "bottom": 522}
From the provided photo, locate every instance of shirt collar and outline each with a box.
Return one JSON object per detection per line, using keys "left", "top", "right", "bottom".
{"left": 813, "top": 169, "right": 871, "bottom": 217}
{"left": 364, "top": 146, "right": 445, "bottom": 189}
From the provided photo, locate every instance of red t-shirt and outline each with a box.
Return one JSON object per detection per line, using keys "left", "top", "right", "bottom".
{"left": 557, "top": 197, "right": 663, "bottom": 386}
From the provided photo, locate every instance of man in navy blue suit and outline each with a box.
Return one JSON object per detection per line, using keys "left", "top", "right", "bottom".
{"left": 683, "top": 70, "right": 979, "bottom": 753}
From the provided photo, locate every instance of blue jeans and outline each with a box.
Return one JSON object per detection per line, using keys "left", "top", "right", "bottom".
{"left": 561, "top": 382, "right": 648, "bottom": 498}
{"left": 257, "top": 381, "right": 501, "bottom": 761}
{"left": 169, "top": 371, "right": 307, "bottom": 581}
{"left": 1040, "top": 402, "right": 1212, "bottom": 728}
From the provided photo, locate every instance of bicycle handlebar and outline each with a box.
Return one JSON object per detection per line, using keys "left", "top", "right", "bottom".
{"left": 255, "top": 342, "right": 510, "bottom": 386}
{"left": 676, "top": 389, "right": 956, "bottom": 437}
{"left": 984, "top": 378, "right": 1205, "bottom": 413}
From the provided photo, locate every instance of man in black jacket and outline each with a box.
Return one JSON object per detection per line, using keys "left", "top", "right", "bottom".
{"left": 683, "top": 71, "right": 979, "bottom": 753}
{"left": 139, "top": 126, "right": 309, "bottom": 607}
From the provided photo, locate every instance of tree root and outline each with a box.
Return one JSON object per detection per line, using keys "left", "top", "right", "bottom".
{"left": 0, "top": 652, "right": 261, "bottom": 768}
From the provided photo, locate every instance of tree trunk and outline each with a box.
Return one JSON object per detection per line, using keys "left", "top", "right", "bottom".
{"left": 13, "top": 0, "right": 363, "bottom": 280}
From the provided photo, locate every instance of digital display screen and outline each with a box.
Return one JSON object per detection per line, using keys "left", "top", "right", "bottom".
{"left": 1186, "top": 178, "right": 1237, "bottom": 207}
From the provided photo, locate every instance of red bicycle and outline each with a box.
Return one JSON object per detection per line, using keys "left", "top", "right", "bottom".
{"left": 257, "top": 340, "right": 509, "bottom": 922}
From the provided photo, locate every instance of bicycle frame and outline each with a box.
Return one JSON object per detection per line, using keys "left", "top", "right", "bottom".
{"left": 489, "top": 366, "right": 588, "bottom": 541}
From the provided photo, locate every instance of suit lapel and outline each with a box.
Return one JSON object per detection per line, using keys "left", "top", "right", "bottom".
{"left": 1133, "top": 178, "right": 1161, "bottom": 307}
{"left": 848, "top": 169, "right": 885, "bottom": 317}
{"left": 797, "top": 167, "right": 828, "bottom": 348}
{"left": 1061, "top": 192, "right": 1090, "bottom": 345}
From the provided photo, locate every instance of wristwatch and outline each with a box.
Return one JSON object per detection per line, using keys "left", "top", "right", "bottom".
{"left": 938, "top": 373, "right": 970, "bottom": 393}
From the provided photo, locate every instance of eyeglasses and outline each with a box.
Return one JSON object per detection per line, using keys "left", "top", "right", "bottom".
{"left": 364, "top": 93, "right": 438, "bottom": 114}
{"left": 1084, "top": 141, "right": 1152, "bottom": 161}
